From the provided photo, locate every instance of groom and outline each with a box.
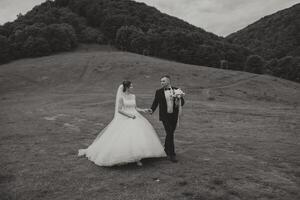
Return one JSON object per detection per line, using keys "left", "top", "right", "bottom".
{"left": 149, "top": 75, "right": 185, "bottom": 162}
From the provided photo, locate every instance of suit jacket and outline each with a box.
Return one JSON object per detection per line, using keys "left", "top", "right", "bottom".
{"left": 151, "top": 87, "right": 185, "bottom": 121}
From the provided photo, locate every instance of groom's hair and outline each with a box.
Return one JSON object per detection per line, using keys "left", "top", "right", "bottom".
{"left": 161, "top": 75, "right": 171, "bottom": 80}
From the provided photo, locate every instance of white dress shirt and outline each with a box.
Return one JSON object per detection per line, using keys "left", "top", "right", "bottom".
{"left": 164, "top": 87, "right": 174, "bottom": 113}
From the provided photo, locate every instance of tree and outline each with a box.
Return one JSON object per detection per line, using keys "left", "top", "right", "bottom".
{"left": 0, "top": 35, "right": 11, "bottom": 63}
{"left": 193, "top": 45, "right": 221, "bottom": 67}
{"left": 58, "top": 8, "right": 87, "bottom": 32}
{"left": 102, "top": 15, "right": 128, "bottom": 41}
{"left": 54, "top": 0, "right": 70, "bottom": 7}
{"left": 44, "top": 23, "right": 77, "bottom": 52}
{"left": 264, "top": 58, "right": 278, "bottom": 74}
{"left": 0, "top": 25, "right": 9, "bottom": 37}
{"left": 22, "top": 36, "right": 51, "bottom": 57}
{"left": 115, "top": 25, "right": 144, "bottom": 51}
{"left": 102, "top": 15, "right": 141, "bottom": 41}
{"left": 269, "top": 56, "right": 300, "bottom": 82}
{"left": 79, "top": 26, "right": 103, "bottom": 43}
{"left": 244, "top": 55, "right": 265, "bottom": 74}
{"left": 130, "top": 34, "right": 148, "bottom": 53}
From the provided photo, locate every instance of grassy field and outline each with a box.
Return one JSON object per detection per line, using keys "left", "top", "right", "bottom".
{"left": 0, "top": 45, "right": 299, "bottom": 200}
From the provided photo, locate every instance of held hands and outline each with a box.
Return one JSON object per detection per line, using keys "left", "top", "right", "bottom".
{"left": 132, "top": 109, "right": 152, "bottom": 119}
{"left": 145, "top": 109, "right": 153, "bottom": 114}
{"left": 140, "top": 109, "right": 147, "bottom": 113}
{"left": 140, "top": 108, "right": 152, "bottom": 114}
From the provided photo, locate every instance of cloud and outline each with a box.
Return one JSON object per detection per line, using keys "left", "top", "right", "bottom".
{"left": 0, "top": 0, "right": 299, "bottom": 36}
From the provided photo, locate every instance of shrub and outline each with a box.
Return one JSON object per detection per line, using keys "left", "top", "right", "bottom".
{"left": 22, "top": 36, "right": 51, "bottom": 57}
{"left": 269, "top": 56, "right": 300, "bottom": 82}
{"left": 115, "top": 25, "right": 144, "bottom": 51}
{"left": 44, "top": 23, "right": 77, "bottom": 52}
{"left": 244, "top": 55, "right": 265, "bottom": 74}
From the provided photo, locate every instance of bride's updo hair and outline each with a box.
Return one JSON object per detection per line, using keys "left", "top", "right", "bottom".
{"left": 122, "top": 80, "right": 132, "bottom": 92}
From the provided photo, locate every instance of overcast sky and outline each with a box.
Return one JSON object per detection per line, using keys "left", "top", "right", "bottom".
{"left": 0, "top": 0, "right": 299, "bottom": 36}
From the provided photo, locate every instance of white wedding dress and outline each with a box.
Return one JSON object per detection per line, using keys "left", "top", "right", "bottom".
{"left": 78, "top": 85, "right": 166, "bottom": 166}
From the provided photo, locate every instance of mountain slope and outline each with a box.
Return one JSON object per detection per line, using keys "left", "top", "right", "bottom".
{"left": 227, "top": 3, "right": 300, "bottom": 59}
{"left": 0, "top": 0, "right": 251, "bottom": 71}
{"left": 1, "top": 0, "right": 299, "bottom": 82}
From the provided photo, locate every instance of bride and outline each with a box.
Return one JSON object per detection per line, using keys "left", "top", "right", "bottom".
{"left": 78, "top": 80, "right": 166, "bottom": 166}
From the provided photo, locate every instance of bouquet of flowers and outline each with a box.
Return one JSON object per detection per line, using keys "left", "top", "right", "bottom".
{"left": 172, "top": 88, "right": 185, "bottom": 99}
{"left": 171, "top": 88, "right": 185, "bottom": 127}
{"left": 171, "top": 88, "right": 185, "bottom": 107}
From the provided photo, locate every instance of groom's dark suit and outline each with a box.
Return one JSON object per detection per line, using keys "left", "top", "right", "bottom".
{"left": 151, "top": 87, "right": 185, "bottom": 157}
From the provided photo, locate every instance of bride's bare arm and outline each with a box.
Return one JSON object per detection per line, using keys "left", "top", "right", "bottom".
{"left": 118, "top": 97, "right": 136, "bottom": 119}
{"left": 134, "top": 95, "right": 146, "bottom": 113}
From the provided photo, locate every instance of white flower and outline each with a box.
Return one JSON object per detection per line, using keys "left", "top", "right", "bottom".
{"left": 172, "top": 88, "right": 185, "bottom": 98}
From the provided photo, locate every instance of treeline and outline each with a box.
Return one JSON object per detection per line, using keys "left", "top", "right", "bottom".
{"left": 0, "top": 0, "right": 298, "bottom": 82}
{"left": 244, "top": 55, "right": 300, "bottom": 82}
{"left": 227, "top": 4, "right": 300, "bottom": 82}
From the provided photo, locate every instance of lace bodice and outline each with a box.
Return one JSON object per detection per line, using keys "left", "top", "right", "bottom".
{"left": 121, "top": 95, "right": 136, "bottom": 113}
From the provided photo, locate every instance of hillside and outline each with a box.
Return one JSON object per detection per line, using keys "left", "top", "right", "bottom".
{"left": 0, "top": 0, "right": 251, "bottom": 70}
{"left": 0, "top": 44, "right": 299, "bottom": 104}
{"left": 227, "top": 3, "right": 300, "bottom": 59}
{"left": 1, "top": 45, "right": 300, "bottom": 199}
{"left": 227, "top": 4, "right": 300, "bottom": 82}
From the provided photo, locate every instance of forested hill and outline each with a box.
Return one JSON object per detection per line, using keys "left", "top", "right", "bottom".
{"left": 0, "top": 0, "right": 299, "bottom": 82}
{"left": 227, "top": 4, "right": 300, "bottom": 82}
{"left": 227, "top": 4, "right": 299, "bottom": 59}
{"left": 0, "top": 0, "right": 251, "bottom": 70}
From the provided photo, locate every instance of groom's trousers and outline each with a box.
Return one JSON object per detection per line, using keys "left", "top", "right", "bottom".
{"left": 162, "top": 114, "right": 178, "bottom": 156}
